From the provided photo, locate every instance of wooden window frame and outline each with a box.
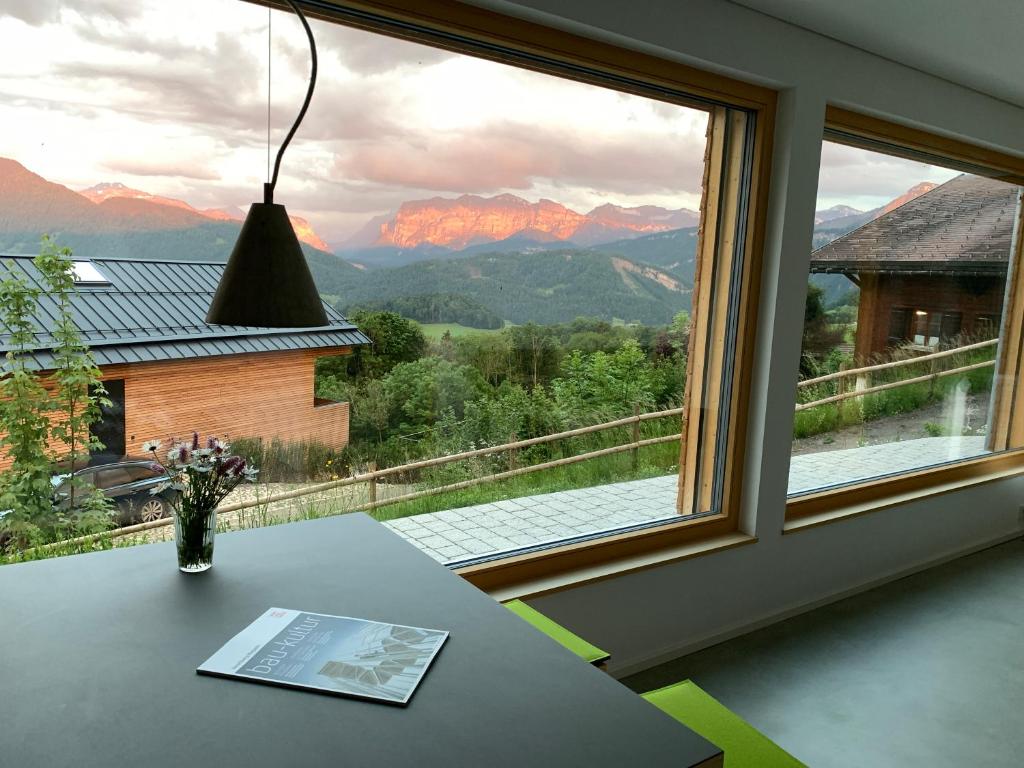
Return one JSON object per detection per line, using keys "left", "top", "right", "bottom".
{"left": 788, "top": 107, "right": 1024, "bottom": 524}
{"left": 295, "top": 0, "right": 776, "bottom": 592}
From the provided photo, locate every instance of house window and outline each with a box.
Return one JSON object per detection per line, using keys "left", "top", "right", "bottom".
{"left": 789, "top": 108, "right": 1024, "bottom": 519}
{"left": 71, "top": 261, "right": 110, "bottom": 286}
{"left": 0, "top": 0, "right": 774, "bottom": 586}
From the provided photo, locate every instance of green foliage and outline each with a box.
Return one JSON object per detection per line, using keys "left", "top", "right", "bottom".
{"left": 335, "top": 250, "right": 691, "bottom": 326}
{"left": 793, "top": 340, "right": 997, "bottom": 440}
{"left": 552, "top": 340, "right": 667, "bottom": 426}
{"left": 36, "top": 239, "right": 110, "bottom": 522}
{"left": 800, "top": 283, "right": 845, "bottom": 376}
{"left": 371, "top": 429, "right": 681, "bottom": 525}
{"left": 453, "top": 332, "right": 514, "bottom": 387}
{"left": 383, "top": 357, "right": 488, "bottom": 429}
{"left": 0, "top": 239, "right": 112, "bottom": 550}
{"left": 507, "top": 323, "right": 562, "bottom": 388}
{"left": 231, "top": 436, "right": 350, "bottom": 483}
{"left": 0, "top": 259, "right": 53, "bottom": 538}
{"left": 345, "top": 310, "right": 427, "bottom": 380}
{"left": 313, "top": 314, "right": 689, "bottom": 474}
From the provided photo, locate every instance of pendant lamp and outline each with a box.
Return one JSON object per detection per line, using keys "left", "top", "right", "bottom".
{"left": 206, "top": 0, "right": 328, "bottom": 327}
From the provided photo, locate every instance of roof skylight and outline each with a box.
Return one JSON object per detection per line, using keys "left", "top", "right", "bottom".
{"left": 71, "top": 261, "right": 110, "bottom": 286}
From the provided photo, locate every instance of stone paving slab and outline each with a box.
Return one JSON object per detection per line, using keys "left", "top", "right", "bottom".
{"left": 384, "top": 436, "right": 989, "bottom": 564}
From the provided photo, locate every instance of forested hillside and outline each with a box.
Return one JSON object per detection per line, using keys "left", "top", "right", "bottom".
{"left": 347, "top": 293, "right": 505, "bottom": 329}
{"left": 333, "top": 250, "right": 691, "bottom": 325}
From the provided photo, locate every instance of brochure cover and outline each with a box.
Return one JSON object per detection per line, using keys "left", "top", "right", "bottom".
{"left": 197, "top": 608, "right": 449, "bottom": 706}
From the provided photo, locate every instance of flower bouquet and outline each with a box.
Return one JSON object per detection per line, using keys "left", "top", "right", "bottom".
{"left": 144, "top": 434, "right": 258, "bottom": 572}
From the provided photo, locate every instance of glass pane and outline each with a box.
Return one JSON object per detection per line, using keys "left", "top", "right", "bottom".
{"left": 0, "top": 0, "right": 749, "bottom": 567}
{"left": 790, "top": 140, "right": 1020, "bottom": 496}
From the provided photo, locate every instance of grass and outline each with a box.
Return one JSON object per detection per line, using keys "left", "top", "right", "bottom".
{"left": 369, "top": 441, "right": 679, "bottom": 523}
{"left": 793, "top": 348, "right": 995, "bottom": 440}
{"left": 419, "top": 322, "right": 507, "bottom": 341}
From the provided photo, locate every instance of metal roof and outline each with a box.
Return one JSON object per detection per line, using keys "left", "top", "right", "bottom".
{"left": 0, "top": 256, "right": 369, "bottom": 370}
{"left": 810, "top": 174, "right": 1020, "bottom": 276}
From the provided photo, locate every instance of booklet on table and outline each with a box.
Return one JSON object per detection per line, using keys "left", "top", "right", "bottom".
{"left": 198, "top": 607, "right": 449, "bottom": 706}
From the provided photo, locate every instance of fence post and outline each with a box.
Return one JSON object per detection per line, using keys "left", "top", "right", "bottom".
{"left": 367, "top": 462, "right": 377, "bottom": 507}
{"left": 631, "top": 404, "right": 641, "bottom": 471}
{"left": 508, "top": 434, "right": 518, "bottom": 471}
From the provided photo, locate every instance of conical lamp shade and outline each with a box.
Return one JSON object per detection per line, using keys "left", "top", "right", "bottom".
{"left": 206, "top": 202, "right": 328, "bottom": 327}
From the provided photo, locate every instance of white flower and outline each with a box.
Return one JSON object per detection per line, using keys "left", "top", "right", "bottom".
{"left": 242, "top": 466, "right": 260, "bottom": 482}
{"left": 142, "top": 439, "right": 162, "bottom": 453}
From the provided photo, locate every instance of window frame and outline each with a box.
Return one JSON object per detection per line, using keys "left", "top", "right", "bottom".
{"left": 787, "top": 106, "right": 1024, "bottom": 525}
{"left": 296, "top": 0, "right": 776, "bottom": 592}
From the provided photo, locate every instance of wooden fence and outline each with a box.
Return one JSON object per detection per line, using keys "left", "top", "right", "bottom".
{"left": 42, "top": 406, "right": 685, "bottom": 549}
{"left": 29, "top": 338, "right": 1002, "bottom": 554}
{"left": 795, "top": 338, "right": 998, "bottom": 412}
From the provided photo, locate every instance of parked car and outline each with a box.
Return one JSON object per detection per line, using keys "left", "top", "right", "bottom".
{"left": 52, "top": 458, "right": 179, "bottom": 526}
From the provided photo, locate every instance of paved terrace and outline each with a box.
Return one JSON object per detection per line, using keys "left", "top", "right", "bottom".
{"left": 384, "top": 436, "right": 988, "bottom": 565}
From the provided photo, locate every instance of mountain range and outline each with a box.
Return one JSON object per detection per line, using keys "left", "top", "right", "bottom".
{"left": 343, "top": 193, "right": 699, "bottom": 251}
{"left": 0, "top": 160, "right": 330, "bottom": 252}
{"left": 0, "top": 156, "right": 940, "bottom": 326}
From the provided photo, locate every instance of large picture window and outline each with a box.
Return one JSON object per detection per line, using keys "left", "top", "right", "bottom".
{"left": 788, "top": 108, "right": 1024, "bottom": 520}
{"left": 0, "top": 0, "right": 773, "bottom": 588}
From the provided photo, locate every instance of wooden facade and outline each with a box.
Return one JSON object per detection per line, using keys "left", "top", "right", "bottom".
{"left": 852, "top": 273, "right": 1005, "bottom": 363}
{"left": 811, "top": 174, "right": 1018, "bottom": 365}
{"left": 0, "top": 347, "right": 353, "bottom": 470}
{"left": 107, "top": 347, "right": 352, "bottom": 456}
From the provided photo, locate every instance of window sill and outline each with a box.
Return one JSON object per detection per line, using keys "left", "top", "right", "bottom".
{"left": 784, "top": 449, "right": 1024, "bottom": 534}
{"left": 458, "top": 516, "right": 755, "bottom": 601}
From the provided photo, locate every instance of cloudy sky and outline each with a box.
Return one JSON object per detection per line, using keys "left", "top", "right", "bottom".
{"left": 0, "top": 0, "right": 958, "bottom": 246}
{"left": 0, "top": 0, "right": 711, "bottom": 245}
{"left": 816, "top": 141, "right": 959, "bottom": 211}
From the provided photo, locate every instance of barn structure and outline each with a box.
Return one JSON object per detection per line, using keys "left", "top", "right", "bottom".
{"left": 0, "top": 255, "right": 369, "bottom": 465}
{"left": 810, "top": 174, "right": 1020, "bottom": 364}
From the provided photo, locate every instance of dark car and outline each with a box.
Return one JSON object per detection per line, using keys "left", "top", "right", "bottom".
{"left": 52, "top": 459, "right": 179, "bottom": 526}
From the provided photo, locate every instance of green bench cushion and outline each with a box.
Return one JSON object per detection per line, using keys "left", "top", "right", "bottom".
{"left": 503, "top": 599, "right": 611, "bottom": 665}
{"left": 642, "top": 680, "right": 806, "bottom": 768}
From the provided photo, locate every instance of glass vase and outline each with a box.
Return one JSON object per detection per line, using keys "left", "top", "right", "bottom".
{"left": 174, "top": 504, "right": 216, "bottom": 573}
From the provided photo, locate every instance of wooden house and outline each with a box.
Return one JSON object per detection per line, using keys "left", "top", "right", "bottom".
{"left": 0, "top": 256, "right": 369, "bottom": 465}
{"left": 810, "top": 174, "right": 1019, "bottom": 363}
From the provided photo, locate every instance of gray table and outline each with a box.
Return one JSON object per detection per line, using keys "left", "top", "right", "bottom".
{"left": 1, "top": 513, "right": 720, "bottom": 767}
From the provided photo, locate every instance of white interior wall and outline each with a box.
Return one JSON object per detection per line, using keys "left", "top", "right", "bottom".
{"left": 469, "top": 0, "right": 1024, "bottom": 674}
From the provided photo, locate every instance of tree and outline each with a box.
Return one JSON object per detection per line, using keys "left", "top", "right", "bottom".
{"left": 0, "top": 259, "right": 54, "bottom": 542}
{"left": 801, "top": 283, "right": 844, "bottom": 376}
{"left": 37, "top": 240, "right": 109, "bottom": 517}
{"left": 345, "top": 310, "right": 427, "bottom": 379}
{"left": 508, "top": 323, "right": 561, "bottom": 388}
{"left": 0, "top": 239, "right": 111, "bottom": 549}
{"left": 382, "top": 358, "right": 488, "bottom": 430}
{"left": 552, "top": 340, "right": 659, "bottom": 426}
{"left": 454, "top": 333, "right": 514, "bottom": 387}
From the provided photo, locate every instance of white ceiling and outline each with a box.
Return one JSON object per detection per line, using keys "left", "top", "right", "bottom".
{"left": 730, "top": 0, "right": 1024, "bottom": 107}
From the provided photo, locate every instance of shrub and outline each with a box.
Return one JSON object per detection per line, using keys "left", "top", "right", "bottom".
{"left": 231, "top": 437, "right": 351, "bottom": 483}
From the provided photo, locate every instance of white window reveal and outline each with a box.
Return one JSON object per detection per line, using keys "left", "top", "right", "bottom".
{"left": 72, "top": 261, "right": 111, "bottom": 286}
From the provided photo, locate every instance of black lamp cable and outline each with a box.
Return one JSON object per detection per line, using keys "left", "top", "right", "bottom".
{"left": 265, "top": 0, "right": 317, "bottom": 205}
